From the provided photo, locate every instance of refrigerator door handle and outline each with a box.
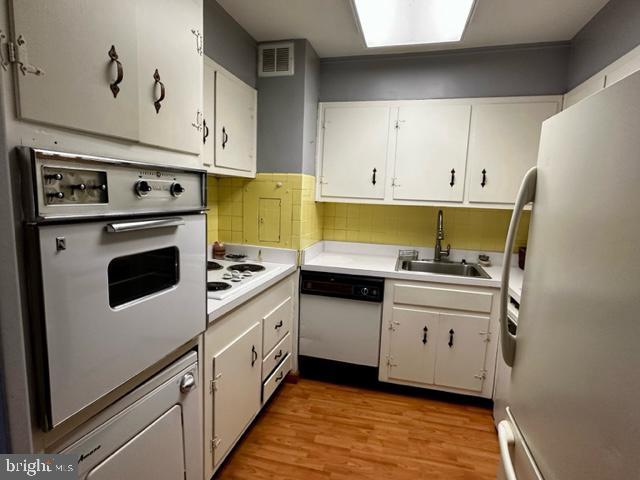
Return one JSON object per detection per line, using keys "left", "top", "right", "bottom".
{"left": 498, "top": 420, "right": 518, "bottom": 480}
{"left": 500, "top": 167, "right": 537, "bottom": 366}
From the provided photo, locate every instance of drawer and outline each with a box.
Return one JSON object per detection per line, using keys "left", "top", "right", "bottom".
{"left": 262, "top": 352, "right": 291, "bottom": 404}
{"left": 263, "top": 296, "right": 292, "bottom": 354}
{"left": 394, "top": 284, "right": 493, "bottom": 313}
{"left": 262, "top": 332, "right": 292, "bottom": 381}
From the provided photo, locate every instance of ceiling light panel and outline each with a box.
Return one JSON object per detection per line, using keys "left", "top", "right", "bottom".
{"left": 353, "top": 0, "right": 475, "bottom": 48}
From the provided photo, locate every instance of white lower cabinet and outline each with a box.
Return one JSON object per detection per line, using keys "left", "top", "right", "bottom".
{"left": 203, "top": 274, "right": 294, "bottom": 478}
{"left": 211, "top": 322, "right": 262, "bottom": 466}
{"left": 380, "top": 280, "right": 499, "bottom": 398}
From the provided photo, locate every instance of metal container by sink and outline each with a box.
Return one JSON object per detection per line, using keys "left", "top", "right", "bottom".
{"left": 397, "top": 259, "right": 491, "bottom": 278}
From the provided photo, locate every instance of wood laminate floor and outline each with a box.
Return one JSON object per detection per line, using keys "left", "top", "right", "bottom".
{"left": 215, "top": 379, "right": 499, "bottom": 480}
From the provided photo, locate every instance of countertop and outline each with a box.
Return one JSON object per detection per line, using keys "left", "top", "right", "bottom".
{"left": 301, "top": 241, "right": 524, "bottom": 302}
{"left": 207, "top": 244, "right": 298, "bottom": 323}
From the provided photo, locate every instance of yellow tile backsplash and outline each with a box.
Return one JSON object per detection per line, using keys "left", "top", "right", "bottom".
{"left": 206, "top": 174, "right": 529, "bottom": 252}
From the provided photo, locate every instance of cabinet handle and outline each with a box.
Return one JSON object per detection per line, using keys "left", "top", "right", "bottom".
{"left": 222, "top": 127, "right": 228, "bottom": 149}
{"left": 481, "top": 169, "right": 487, "bottom": 188}
{"left": 251, "top": 345, "right": 258, "bottom": 366}
{"left": 108, "top": 45, "right": 124, "bottom": 98}
{"left": 450, "top": 169, "right": 455, "bottom": 187}
{"left": 202, "top": 119, "right": 209, "bottom": 144}
{"left": 274, "top": 349, "right": 283, "bottom": 360}
{"left": 422, "top": 326, "right": 428, "bottom": 344}
{"left": 274, "top": 320, "right": 283, "bottom": 330}
{"left": 371, "top": 168, "right": 377, "bottom": 185}
{"left": 275, "top": 371, "right": 284, "bottom": 382}
{"left": 153, "top": 69, "right": 165, "bottom": 113}
{"left": 448, "top": 329, "right": 455, "bottom": 348}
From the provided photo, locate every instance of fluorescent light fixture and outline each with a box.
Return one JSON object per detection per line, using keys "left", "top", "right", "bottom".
{"left": 352, "top": 0, "right": 475, "bottom": 48}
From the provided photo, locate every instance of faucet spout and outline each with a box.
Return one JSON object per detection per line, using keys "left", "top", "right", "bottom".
{"left": 434, "top": 209, "right": 451, "bottom": 261}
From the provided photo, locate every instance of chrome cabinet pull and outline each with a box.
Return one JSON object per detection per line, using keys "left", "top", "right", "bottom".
{"left": 251, "top": 345, "right": 258, "bottom": 366}
{"left": 153, "top": 69, "right": 165, "bottom": 113}
{"left": 450, "top": 168, "right": 455, "bottom": 187}
{"left": 481, "top": 169, "right": 487, "bottom": 188}
{"left": 108, "top": 45, "right": 123, "bottom": 98}
{"left": 202, "top": 118, "right": 209, "bottom": 144}
{"left": 105, "top": 217, "right": 184, "bottom": 233}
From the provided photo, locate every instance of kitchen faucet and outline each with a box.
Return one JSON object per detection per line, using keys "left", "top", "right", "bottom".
{"left": 434, "top": 209, "right": 451, "bottom": 262}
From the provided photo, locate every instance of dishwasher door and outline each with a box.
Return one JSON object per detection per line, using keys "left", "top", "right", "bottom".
{"left": 299, "top": 294, "right": 382, "bottom": 367}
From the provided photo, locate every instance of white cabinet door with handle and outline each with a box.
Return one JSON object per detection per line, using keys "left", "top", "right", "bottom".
{"left": 320, "top": 106, "right": 390, "bottom": 200}
{"left": 136, "top": 0, "right": 203, "bottom": 156}
{"left": 434, "top": 312, "right": 491, "bottom": 392}
{"left": 393, "top": 104, "right": 470, "bottom": 202}
{"left": 9, "top": 0, "right": 140, "bottom": 141}
{"left": 202, "top": 60, "right": 216, "bottom": 170}
{"left": 212, "top": 321, "right": 262, "bottom": 467}
{"left": 467, "top": 101, "right": 559, "bottom": 204}
{"left": 386, "top": 307, "right": 438, "bottom": 385}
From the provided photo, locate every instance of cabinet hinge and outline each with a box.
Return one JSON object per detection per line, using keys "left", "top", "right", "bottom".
{"left": 0, "top": 31, "right": 44, "bottom": 76}
{"left": 210, "top": 436, "right": 221, "bottom": 452}
{"left": 209, "top": 373, "right": 222, "bottom": 394}
{"left": 391, "top": 178, "right": 400, "bottom": 188}
{"left": 191, "top": 29, "right": 203, "bottom": 55}
{"left": 389, "top": 320, "right": 400, "bottom": 331}
{"left": 474, "top": 369, "right": 487, "bottom": 380}
{"left": 386, "top": 355, "right": 398, "bottom": 368}
{"left": 395, "top": 120, "right": 399, "bottom": 129}
{"left": 479, "top": 331, "right": 492, "bottom": 342}
{"left": 192, "top": 109, "right": 203, "bottom": 132}
{"left": 318, "top": 176, "right": 327, "bottom": 185}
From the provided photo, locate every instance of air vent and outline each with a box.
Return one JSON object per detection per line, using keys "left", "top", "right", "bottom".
{"left": 258, "top": 42, "right": 294, "bottom": 77}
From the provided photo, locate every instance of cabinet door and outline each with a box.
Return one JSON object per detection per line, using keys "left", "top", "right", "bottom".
{"left": 434, "top": 313, "right": 490, "bottom": 392}
{"left": 467, "top": 101, "right": 558, "bottom": 204}
{"left": 387, "top": 308, "right": 438, "bottom": 385}
{"left": 393, "top": 104, "right": 470, "bottom": 202}
{"left": 214, "top": 70, "right": 257, "bottom": 173}
{"left": 212, "top": 322, "right": 262, "bottom": 467}
{"left": 137, "top": 0, "right": 203, "bottom": 156}
{"left": 320, "top": 106, "right": 390, "bottom": 199}
{"left": 9, "top": 0, "right": 139, "bottom": 141}
{"left": 202, "top": 61, "right": 216, "bottom": 170}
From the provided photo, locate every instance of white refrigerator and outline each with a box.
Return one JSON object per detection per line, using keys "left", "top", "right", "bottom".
{"left": 496, "top": 70, "right": 640, "bottom": 480}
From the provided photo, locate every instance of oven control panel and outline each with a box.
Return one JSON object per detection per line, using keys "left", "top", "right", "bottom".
{"left": 43, "top": 166, "right": 109, "bottom": 205}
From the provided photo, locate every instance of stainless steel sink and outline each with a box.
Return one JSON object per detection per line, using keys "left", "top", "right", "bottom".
{"left": 397, "top": 260, "right": 491, "bottom": 278}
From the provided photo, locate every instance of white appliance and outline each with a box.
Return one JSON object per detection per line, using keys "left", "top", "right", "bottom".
{"left": 496, "top": 71, "right": 640, "bottom": 479}
{"left": 493, "top": 296, "right": 518, "bottom": 426}
{"left": 58, "top": 351, "right": 202, "bottom": 480}
{"left": 206, "top": 257, "right": 282, "bottom": 300}
{"left": 19, "top": 148, "right": 206, "bottom": 430}
{"left": 299, "top": 271, "right": 384, "bottom": 367}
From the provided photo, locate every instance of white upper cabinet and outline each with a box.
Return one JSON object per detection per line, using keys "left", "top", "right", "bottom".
{"left": 393, "top": 104, "right": 471, "bottom": 202}
{"left": 466, "top": 100, "right": 560, "bottom": 204}
{"left": 202, "top": 61, "right": 216, "bottom": 170}
{"left": 7, "top": 0, "right": 203, "bottom": 158}
{"left": 136, "top": 0, "right": 203, "bottom": 155}
{"left": 319, "top": 106, "right": 390, "bottom": 200}
{"left": 9, "top": 0, "right": 140, "bottom": 141}
{"left": 214, "top": 69, "right": 257, "bottom": 174}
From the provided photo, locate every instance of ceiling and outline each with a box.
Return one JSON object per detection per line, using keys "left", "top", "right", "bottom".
{"left": 217, "top": 0, "right": 610, "bottom": 58}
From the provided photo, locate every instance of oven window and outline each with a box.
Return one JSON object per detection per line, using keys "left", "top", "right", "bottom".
{"left": 108, "top": 247, "right": 179, "bottom": 308}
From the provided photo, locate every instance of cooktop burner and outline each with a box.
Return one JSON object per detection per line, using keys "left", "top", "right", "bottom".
{"left": 227, "top": 263, "right": 266, "bottom": 273}
{"left": 207, "top": 261, "right": 223, "bottom": 271}
{"left": 225, "top": 254, "right": 247, "bottom": 261}
{"left": 207, "top": 281, "right": 232, "bottom": 292}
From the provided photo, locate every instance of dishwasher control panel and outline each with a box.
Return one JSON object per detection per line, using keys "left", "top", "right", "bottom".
{"left": 300, "top": 271, "right": 384, "bottom": 302}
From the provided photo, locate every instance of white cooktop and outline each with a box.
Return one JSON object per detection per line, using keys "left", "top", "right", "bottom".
{"left": 207, "top": 257, "right": 282, "bottom": 300}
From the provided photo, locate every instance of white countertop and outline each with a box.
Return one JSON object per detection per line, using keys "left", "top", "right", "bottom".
{"left": 301, "top": 241, "right": 524, "bottom": 302}
{"left": 207, "top": 244, "right": 298, "bottom": 324}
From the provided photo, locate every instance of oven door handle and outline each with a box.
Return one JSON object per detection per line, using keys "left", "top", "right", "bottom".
{"left": 106, "top": 217, "right": 185, "bottom": 233}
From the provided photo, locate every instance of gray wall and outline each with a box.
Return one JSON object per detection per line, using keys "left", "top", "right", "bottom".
{"left": 302, "top": 44, "right": 320, "bottom": 176}
{"left": 203, "top": 0, "right": 257, "bottom": 87}
{"left": 567, "top": 0, "right": 640, "bottom": 89}
{"left": 319, "top": 43, "right": 570, "bottom": 102}
{"left": 257, "top": 40, "right": 319, "bottom": 174}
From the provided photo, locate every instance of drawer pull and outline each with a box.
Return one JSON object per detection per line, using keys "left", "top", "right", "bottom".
{"left": 251, "top": 345, "right": 258, "bottom": 366}
{"left": 274, "top": 320, "right": 283, "bottom": 330}
{"left": 274, "top": 349, "right": 283, "bottom": 360}
{"left": 108, "top": 45, "right": 123, "bottom": 98}
{"left": 275, "top": 371, "right": 284, "bottom": 382}
{"left": 153, "top": 68, "right": 165, "bottom": 113}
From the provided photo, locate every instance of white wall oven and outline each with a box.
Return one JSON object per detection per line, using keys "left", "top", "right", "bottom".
{"left": 18, "top": 148, "right": 207, "bottom": 430}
